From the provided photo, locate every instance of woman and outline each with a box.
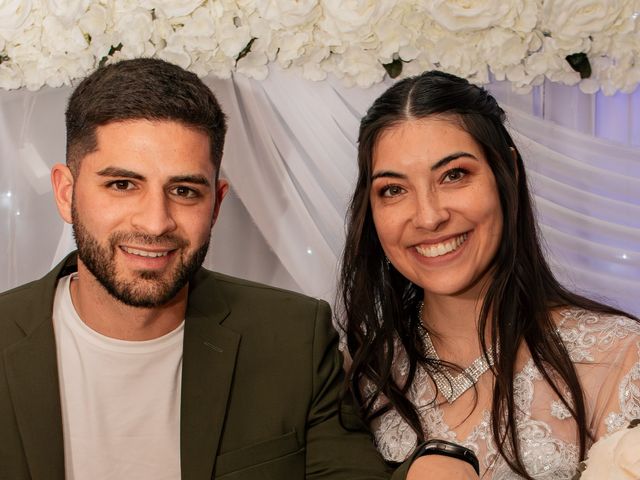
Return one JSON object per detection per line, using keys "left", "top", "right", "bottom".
{"left": 339, "top": 71, "right": 640, "bottom": 479}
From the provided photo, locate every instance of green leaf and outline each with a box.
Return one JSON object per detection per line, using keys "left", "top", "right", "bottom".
{"left": 98, "top": 43, "right": 123, "bottom": 68}
{"left": 236, "top": 38, "right": 256, "bottom": 62}
{"left": 565, "top": 53, "right": 591, "bottom": 79}
{"left": 383, "top": 58, "right": 403, "bottom": 79}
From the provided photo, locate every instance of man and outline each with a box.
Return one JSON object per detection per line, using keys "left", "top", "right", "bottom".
{"left": 0, "top": 59, "right": 476, "bottom": 480}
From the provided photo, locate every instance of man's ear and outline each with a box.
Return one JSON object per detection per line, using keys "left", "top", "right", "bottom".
{"left": 212, "top": 178, "right": 229, "bottom": 224}
{"left": 51, "top": 163, "right": 74, "bottom": 224}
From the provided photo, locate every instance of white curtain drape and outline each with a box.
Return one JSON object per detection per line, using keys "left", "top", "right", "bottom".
{"left": 1, "top": 67, "right": 638, "bottom": 316}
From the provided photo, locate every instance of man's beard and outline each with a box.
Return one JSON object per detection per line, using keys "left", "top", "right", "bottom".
{"left": 71, "top": 203, "right": 210, "bottom": 308}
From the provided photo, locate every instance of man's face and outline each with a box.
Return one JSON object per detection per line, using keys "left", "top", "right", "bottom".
{"left": 56, "top": 119, "right": 227, "bottom": 308}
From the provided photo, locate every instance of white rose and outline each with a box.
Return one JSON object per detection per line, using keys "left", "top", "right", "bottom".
{"left": 480, "top": 29, "right": 538, "bottom": 78}
{"left": 38, "top": 50, "right": 94, "bottom": 88}
{"left": 41, "top": 17, "right": 88, "bottom": 55}
{"left": 425, "top": 0, "right": 536, "bottom": 33}
{"left": 319, "top": 0, "right": 395, "bottom": 41}
{"left": 139, "top": 0, "right": 202, "bottom": 18}
{"left": 44, "top": 0, "right": 90, "bottom": 27}
{"left": 9, "top": 41, "right": 46, "bottom": 90}
{"left": 586, "top": 53, "right": 640, "bottom": 95}
{"left": 273, "top": 30, "right": 312, "bottom": 65}
{"left": 427, "top": 28, "right": 490, "bottom": 83}
{"left": 523, "top": 35, "right": 587, "bottom": 86}
{"left": 4, "top": 25, "right": 41, "bottom": 65}
{"left": 325, "top": 46, "right": 386, "bottom": 88}
{"left": 399, "top": 51, "right": 437, "bottom": 78}
{"left": 0, "top": 62, "right": 20, "bottom": 90}
{"left": 374, "top": 3, "right": 424, "bottom": 63}
{"left": 296, "top": 45, "right": 330, "bottom": 81}
{"left": 581, "top": 423, "right": 640, "bottom": 479}
{"left": 112, "top": 7, "right": 155, "bottom": 58}
{"left": 254, "top": 0, "right": 320, "bottom": 29}
{"left": 157, "top": 42, "right": 192, "bottom": 70}
{"left": 246, "top": 14, "right": 276, "bottom": 62}
{"left": 203, "top": 50, "right": 235, "bottom": 79}
{"left": 177, "top": 6, "right": 217, "bottom": 38}
{"left": 161, "top": 5, "right": 217, "bottom": 60}
{"left": 216, "top": 17, "right": 252, "bottom": 58}
{"left": 77, "top": 3, "right": 110, "bottom": 41}
{"left": 0, "top": 0, "right": 33, "bottom": 34}
{"left": 541, "top": 0, "right": 636, "bottom": 40}
{"left": 236, "top": 49, "right": 269, "bottom": 80}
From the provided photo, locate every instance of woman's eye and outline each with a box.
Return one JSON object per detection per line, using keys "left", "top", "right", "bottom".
{"left": 443, "top": 168, "right": 468, "bottom": 183}
{"left": 381, "top": 185, "right": 404, "bottom": 197}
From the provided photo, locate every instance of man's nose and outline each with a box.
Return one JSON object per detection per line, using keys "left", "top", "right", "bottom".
{"left": 130, "top": 189, "right": 177, "bottom": 237}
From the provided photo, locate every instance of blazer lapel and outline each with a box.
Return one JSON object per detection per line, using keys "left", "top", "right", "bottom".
{"left": 180, "top": 270, "right": 240, "bottom": 480}
{"left": 3, "top": 257, "right": 77, "bottom": 480}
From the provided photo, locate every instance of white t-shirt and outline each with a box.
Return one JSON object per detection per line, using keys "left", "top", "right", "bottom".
{"left": 52, "top": 273, "right": 184, "bottom": 480}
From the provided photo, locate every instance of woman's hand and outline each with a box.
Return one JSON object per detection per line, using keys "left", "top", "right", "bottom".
{"left": 407, "top": 455, "right": 479, "bottom": 479}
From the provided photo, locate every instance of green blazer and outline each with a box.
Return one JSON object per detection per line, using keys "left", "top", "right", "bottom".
{"left": 0, "top": 254, "right": 410, "bottom": 479}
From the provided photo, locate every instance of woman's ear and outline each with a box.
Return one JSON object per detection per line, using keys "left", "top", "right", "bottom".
{"left": 51, "top": 163, "right": 74, "bottom": 224}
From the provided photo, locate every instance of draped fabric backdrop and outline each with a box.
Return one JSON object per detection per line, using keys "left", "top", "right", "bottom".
{"left": 1, "top": 67, "right": 639, "bottom": 317}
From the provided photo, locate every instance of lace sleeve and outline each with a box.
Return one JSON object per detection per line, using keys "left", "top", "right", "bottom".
{"left": 586, "top": 317, "right": 640, "bottom": 438}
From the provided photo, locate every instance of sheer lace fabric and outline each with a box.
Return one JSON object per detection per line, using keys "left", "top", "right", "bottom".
{"left": 370, "top": 309, "right": 640, "bottom": 479}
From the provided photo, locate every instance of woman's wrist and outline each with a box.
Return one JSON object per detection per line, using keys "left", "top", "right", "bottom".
{"left": 415, "top": 439, "right": 480, "bottom": 475}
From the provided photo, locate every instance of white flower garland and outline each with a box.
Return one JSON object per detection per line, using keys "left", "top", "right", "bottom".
{"left": 0, "top": 0, "right": 638, "bottom": 94}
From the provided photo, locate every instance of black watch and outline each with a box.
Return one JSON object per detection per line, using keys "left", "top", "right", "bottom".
{"left": 416, "top": 439, "right": 480, "bottom": 475}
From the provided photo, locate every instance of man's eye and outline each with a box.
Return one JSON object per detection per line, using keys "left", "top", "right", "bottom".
{"left": 108, "top": 180, "right": 134, "bottom": 190}
{"left": 173, "top": 186, "right": 198, "bottom": 198}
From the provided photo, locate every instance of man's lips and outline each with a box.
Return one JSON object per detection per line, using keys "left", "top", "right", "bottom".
{"left": 414, "top": 232, "right": 468, "bottom": 258}
{"left": 119, "top": 246, "right": 175, "bottom": 258}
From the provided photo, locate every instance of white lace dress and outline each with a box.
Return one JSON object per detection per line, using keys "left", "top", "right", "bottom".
{"left": 370, "top": 309, "right": 640, "bottom": 479}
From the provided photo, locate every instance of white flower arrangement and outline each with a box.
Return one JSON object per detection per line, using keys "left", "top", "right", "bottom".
{"left": 0, "top": 0, "right": 638, "bottom": 94}
{"left": 573, "top": 419, "right": 640, "bottom": 480}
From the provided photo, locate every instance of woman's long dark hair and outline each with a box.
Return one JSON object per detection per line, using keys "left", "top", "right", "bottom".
{"left": 339, "top": 71, "right": 634, "bottom": 478}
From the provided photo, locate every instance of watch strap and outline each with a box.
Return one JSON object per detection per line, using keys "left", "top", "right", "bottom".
{"left": 416, "top": 439, "right": 480, "bottom": 475}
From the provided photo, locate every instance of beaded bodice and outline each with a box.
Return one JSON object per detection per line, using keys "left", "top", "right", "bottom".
{"left": 369, "top": 309, "right": 640, "bottom": 479}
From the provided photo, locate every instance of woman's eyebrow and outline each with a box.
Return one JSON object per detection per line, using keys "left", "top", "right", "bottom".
{"left": 371, "top": 152, "right": 478, "bottom": 181}
{"left": 431, "top": 152, "right": 478, "bottom": 171}
{"left": 371, "top": 170, "right": 407, "bottom": 181}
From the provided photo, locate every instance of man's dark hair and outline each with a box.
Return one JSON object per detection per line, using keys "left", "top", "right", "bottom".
{"left": 65, "top": 58, "right": 227, "bottom": 176}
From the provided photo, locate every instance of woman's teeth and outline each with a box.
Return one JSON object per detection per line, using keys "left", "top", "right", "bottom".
{"left": 415, "top": 233, "right": 468, "bottom": 258}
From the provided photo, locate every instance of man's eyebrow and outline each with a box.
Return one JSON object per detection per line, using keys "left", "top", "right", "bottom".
{"left": 96, "top": 167, "right": 145, "bottom": 180}
{"left": 95, "top": 168, "right": 211, "bottom": 187}
{"left": 169, "top": 175, "right": 211, "bottom": 187}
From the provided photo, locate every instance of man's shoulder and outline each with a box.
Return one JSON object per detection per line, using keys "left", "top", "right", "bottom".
{"left": 190, "top": 269, "right": 332, "bottom": 335}
{"left": 0, "top": 255, "right": 74, "bottom": 342}
{"left": 0, "top": 276, "right": 49, "bottom": 315}
{"left": 0, "top": 276, "right": 53, "bottom": 348}
{"left": 197, "top": 268, "right": 327, "bottom": 309}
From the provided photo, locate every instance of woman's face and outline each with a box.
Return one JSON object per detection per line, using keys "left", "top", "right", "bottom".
{"left": 370, "top": 117, "right": 503, "bottom": 301}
